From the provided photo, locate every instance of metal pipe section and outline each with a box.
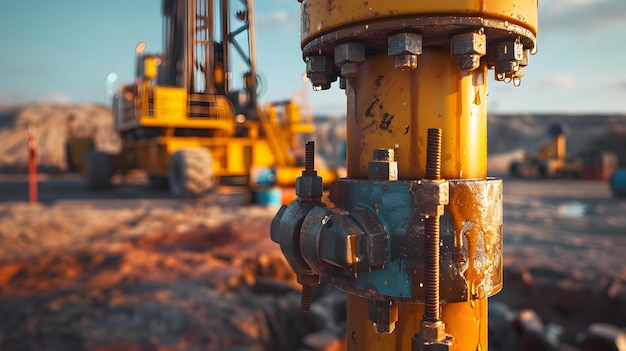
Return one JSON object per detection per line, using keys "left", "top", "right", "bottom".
{"left": 272, "top": 1, "right": 537, "bottom": 350}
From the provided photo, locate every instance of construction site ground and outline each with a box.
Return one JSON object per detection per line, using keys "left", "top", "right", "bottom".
{"left": 0, "top": 173, "right": 624, "bottom": 350}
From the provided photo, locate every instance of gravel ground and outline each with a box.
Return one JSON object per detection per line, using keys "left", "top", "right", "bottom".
{"left": 0, "top": 175, "right": 624, "bottom": 350}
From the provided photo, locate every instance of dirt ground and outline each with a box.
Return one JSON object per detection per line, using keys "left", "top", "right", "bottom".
{"left": 0, "top": 174, "right": 624, "bottom": 350}
{"left": 0, "top": 104, "right": 625, "bottom": 350}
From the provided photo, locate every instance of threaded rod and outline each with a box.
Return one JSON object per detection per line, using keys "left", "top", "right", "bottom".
{"left": 423, "top": 216, "right": 441, "bottom": 322}
{"left": 425, "top": 128, "right": 442, "bottom": 180}
{"left": 424, "top": 128, "right": 443, "bottom": 322}
{"left": 304, "top": 141, "right": 315, "bottom": 176}
{"left": 300, "top": 285, "right": 312, "bottom": 311}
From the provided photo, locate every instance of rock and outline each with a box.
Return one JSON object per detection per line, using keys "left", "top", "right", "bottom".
{"left": 578, "top": 323, "right": 626, "bottom": 351}
{"left": 513, "top": 309, "right": 559, "bottom": 351}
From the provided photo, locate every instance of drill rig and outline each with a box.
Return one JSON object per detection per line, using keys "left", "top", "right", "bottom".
{"left": 272, "top": 1, "right": 537, "bottom": 350}
{"left": 86, "top": 0, "right": 321, "bottom": 197}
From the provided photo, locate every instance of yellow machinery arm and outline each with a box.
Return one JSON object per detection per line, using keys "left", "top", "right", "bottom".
{"left": 272, "top": 0, "right": 538, "bottom": 350}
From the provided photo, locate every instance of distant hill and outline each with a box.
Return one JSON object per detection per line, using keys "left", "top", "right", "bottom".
{"left": 0, "top": 105, "right": 624, "bottom": 174}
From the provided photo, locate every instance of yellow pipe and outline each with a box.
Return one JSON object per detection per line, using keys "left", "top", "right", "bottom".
{"left": 345, "top": 49, "right": 489, "bottom": 351}
{"left": 347, "top": 296, "right": 487, "bottom": 351}
{"left": 302, "top": 0, "right": 538, "bottom": 45}
{"left": 346, "top": 49, "right": 487, "bottom": 180}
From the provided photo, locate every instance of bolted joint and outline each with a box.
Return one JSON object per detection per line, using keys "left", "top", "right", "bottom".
{"left": 369, "top": 300, "right": 399, "bottom": 334}
{"left": 451, "top": 30, "right": 486, "bottom": 71}
{"left": 335, "top": 42, "right": 365, "bottom": 78}
{"left": 416, "top": 180, "right": 449, "bottom": 217}
{"left": 369, "top": 148, "right": 398, "bottom": 180}
{"left": 296, "top": 175, "right": 323, "bottom": 199}
{"left": 388, "top": 33, "right": 422, "bottom": 70}
{"left": 306, "top": 55, "right": 337, "bottom": 90}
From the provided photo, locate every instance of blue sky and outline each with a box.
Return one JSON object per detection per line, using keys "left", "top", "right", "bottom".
{"left": 1, "top": 0, "right": 625, "bottom": 115}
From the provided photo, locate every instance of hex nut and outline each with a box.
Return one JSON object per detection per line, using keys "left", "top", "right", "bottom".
{"left": 418, "top": 180, "right": 449, "bottom": 204}
{"left": 394, "top": 55, "right": 418, "bottom": 70}
{"left": 296, "top": 175, "right": 323, "bottom": 198}
{"left": 368, "top": 161, "right": 398, "bottom": 181}
{"left": 340, "top": 62, "right": 360, "bottom": 78}
{"left": 388, "top": 33, "right": 423, "bottom": 56}
{"left": 494, "top": 40, "right": 524, "bottom": 62}
{"left": 306, "top": 55, "right": 336, "bottom": 89}
{"left": 373, "top": 148, "right": 394, "bottom": 162}
{"left": 307, "top": 55, "right": 332, "bottom": 73}
{"left": 335, "top": 42, "right": 365, "bottom": 65}
{"left": 420, "top": 320, "right": 446, "bottom": 343}
{"left": 369, "top": 300, "right": 399, "bottom": 334}
{"left": 451, "top": 31, "right": 486, "bottom": 56}
{"left": 297, "top": 273, "right": 320, "bottom": 287}
{"left": 417, "top": 180, "right": 449, "bottom": 216}
{"left": 457, "top": 55, "right": 481, "bottom": 71}
{"left": 388, "top": 33, "right": 422, "bottom": 70}
{"left": 495, "top": 60, "right": 519, "bottom": 76}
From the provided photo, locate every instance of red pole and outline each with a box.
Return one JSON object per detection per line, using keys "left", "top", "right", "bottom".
{"left": 28, "top": 125, "right": 37, "bottom": 204}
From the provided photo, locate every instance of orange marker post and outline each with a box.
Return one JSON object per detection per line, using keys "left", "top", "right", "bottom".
{"left": 27, "top": 125, "right": 37, "bottom": 204}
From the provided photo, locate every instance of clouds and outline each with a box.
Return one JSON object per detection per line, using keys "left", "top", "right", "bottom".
{"left": 255, "top": 10, "right": 298, "bottom": 30}
{"left": 539, "top": 0, "right": 626, "bottom": 31}
{"left": 538, "top": 74, "right": 576, "bottom": 91}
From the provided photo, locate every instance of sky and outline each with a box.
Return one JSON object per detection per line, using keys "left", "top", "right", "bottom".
{"left": 1, "top": 0, "right": 626, "bottom": 116}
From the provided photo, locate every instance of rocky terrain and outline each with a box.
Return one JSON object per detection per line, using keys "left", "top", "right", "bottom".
{"left": 0, "top": 104, "right": 625, "bottom": 350}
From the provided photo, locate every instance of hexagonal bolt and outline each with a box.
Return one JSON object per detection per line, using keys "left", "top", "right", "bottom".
{"left": 335, "top": 42, "right": 365, "bottom": 78}
{"left": 388, "top": 33, "right": 422, "bottom": 70}
{"left": 451, "top": 30, "right": 486, "bottom": 71}
{"left": 369, "top": 148, "right": 398, "bottom": 180}
{"left": 369, "top": 300, "right": 399, "bottom": 334}
{"left": 306, "top": 55, "right": 336, "bottom": 90}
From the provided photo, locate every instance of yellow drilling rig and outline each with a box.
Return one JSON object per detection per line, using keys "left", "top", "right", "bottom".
{"left": 272, "top": 1, "right": 537, "bottom": 350}
{"left": 81, "top": 0, "right": 332, "bottom": 197}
